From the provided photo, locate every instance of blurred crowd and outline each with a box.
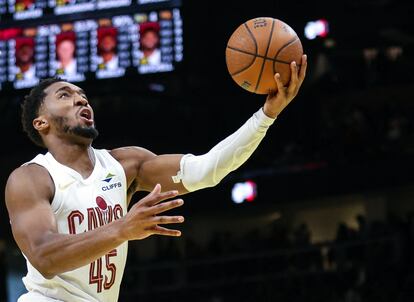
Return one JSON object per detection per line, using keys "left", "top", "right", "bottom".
{"left": 118, "top": 212, "right": 414, "bottom": 302}
{"left": 258, "top": 44, "right": 414, "bottom": 172}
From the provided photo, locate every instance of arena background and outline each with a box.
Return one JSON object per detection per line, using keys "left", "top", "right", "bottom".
{"left": 1, "top": 0, "right": 414, "bottom": 301}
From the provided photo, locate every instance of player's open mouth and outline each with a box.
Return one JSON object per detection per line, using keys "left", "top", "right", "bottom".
{"left": 79, "top": 108, "right": 93, "bottom": 124}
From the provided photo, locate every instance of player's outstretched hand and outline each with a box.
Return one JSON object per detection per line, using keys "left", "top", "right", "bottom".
{"left": 263, "top": 54, "right": 307, "bottom": 118}
{"left": 119, "top": 184, "right": 184, "bottom": 241}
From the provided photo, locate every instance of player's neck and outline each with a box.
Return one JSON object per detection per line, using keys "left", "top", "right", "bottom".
{"left": 143, "top": 49, "right": 154, "bottom": 57}
{"left": 102, "top": 53, "right": 114, "bottom": 63}
{"left": 48, "top": 142, "right": 95, "bottom": 179}
{"left": 18, "top": 62, "right": 32, "bottom": 73}
{"left": 60, "top": 58, "right": 72, "bottom": 68}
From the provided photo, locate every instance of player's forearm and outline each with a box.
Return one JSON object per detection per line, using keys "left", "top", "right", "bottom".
{"left": 173, "top": 108, "right": 275, "bottom": 191}
{"left": 31, "top": 219, "right": 125, "bottom": 279}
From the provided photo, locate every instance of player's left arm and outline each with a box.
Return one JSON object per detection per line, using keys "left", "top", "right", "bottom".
{"left": 112, "top": 55, "right": 307, "bottom": 196}
{"left": 111, "top": 147, "right": 187, "bottom": 194}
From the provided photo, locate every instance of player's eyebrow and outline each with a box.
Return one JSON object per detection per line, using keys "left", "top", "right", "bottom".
{"left": 55, "top": 86, "right": 87, "bottom": 97}
{"left": 54, "top": 86, "right": 73, "bottom": 95}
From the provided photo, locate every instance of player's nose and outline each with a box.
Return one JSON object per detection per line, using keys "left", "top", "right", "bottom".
{"left": 74, "top": 95, "right": 88, "bottom": 107}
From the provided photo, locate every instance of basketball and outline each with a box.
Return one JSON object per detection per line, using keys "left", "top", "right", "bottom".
{"left": 226, "top": 17, "right": 303, "bottom": 94}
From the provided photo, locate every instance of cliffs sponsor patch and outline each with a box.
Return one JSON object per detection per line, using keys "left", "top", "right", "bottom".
{"left": 102, "top": 182, "right": 122, "bottom": 191}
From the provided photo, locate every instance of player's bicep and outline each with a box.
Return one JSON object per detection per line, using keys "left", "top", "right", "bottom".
{"left": 5, "top": 166, "right": 57, "bottom": 260}
{"left": 111, "top": 147, "right": 188, "bottom": 194}
{"left": 137, "top": 154, "right": 188, "bottom": 194}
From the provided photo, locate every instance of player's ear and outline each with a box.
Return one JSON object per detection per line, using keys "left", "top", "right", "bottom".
{"left": 33, "top": 116, "right": 49, "bottom": 131}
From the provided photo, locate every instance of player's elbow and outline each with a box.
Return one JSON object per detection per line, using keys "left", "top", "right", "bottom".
{"left": 40, "top": 269, "right": 56, "bottom": 280}
{"left": 180, "top": 153, "right": 233, "bottom": 192}
{"left": 29, "top": 251, "right": 57, "bottom": 279}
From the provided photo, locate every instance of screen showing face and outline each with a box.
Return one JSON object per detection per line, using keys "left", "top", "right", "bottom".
{"left": 133, "top": 9, "right": 183, "bottom": 74}
{"left": 45, "top": 22, "right": 90, "bottom": 82}
{"left": 93, "top": 25, "right": 125, "bottom": 79}
{"left": 0, "top": 1, "right": 183, "bottom": 90}
{"left": 2, "top": 27, "right": 42, "bottom": 89}
{"left": 51, "top": 30, "right": 85, "bottom": 82}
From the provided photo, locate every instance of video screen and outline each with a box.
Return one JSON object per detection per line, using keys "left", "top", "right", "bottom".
{"left": 0, "top": 0, "right": 6, "bottom": 18}
{"left": 50, "top": 0, "right": 133, "bottom": 16}
{"left": 134, "top": 9, "right": 183, "bottom": 74}
{"left": 1, "top": 27, "right": 46, "bottom": 89}
{"left": 0, "top": 3, "right": 183, "bottom": 90}
{"left": 49, "top": 23, "right": 89, "bottom": 82}
{"left": 7, "top": 0, "right": 47, "bottom": 20}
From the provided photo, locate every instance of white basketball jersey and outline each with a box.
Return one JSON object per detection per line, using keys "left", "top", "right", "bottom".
{"left": 19, "top": 148, "right": 128, "bottom": 302}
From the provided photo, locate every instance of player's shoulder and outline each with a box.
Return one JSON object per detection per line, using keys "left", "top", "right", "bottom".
{"left": 6, "top": 163, "right": 53, "bottom": 192}
{"left": 5, "top": 164, "right": 54, "bottom": 214}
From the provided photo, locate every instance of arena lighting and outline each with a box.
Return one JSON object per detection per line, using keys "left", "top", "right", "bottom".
{"left": 231, "top": 180, "right": 257, "bottom": 204}
{"left": 304, "top": 19, "right": 329, "bottom": 40}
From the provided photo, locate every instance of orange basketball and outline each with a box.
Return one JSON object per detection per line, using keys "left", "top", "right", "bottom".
{"left": 226, "top": 17, "right": 303, "bottom": 94}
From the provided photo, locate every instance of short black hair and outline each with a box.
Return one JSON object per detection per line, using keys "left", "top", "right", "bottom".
{"left": 21, "top": 77, "right": 66, "bottom": 147}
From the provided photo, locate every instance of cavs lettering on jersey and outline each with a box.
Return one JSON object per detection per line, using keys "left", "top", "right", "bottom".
{"left": 19, "top": 148, "right": 128, "bottom": 302}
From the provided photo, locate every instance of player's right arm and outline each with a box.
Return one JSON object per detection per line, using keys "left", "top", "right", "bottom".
{"left": 5, "top": 164, "right": 184, "bottom": 279}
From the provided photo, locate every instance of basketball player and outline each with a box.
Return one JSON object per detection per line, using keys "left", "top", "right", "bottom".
{"left": 97, "top": 30, "right": 118, "bottom": 70}
{"left": 15, "top": 39, "right": 36, "bottom": 81}
{"left": 5, "top": 55, "right": 307, "bottom": 301}
{"left": 138, "top": 22, "right": 161, "bottom": 65}
{"left": 55, "top": 35, "right": 77, "bottom": 77}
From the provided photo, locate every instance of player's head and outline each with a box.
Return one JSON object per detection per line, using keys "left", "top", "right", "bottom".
{"left": 141, "top": 29, "right": 159, "bottom": 51}
{"left": 98, "top": 34, "right": 116, "bottom": 55}
{"left": 21, "top": 78, "right": 98, "bottom": 148}
{"left": 16, "top": 43, "right": 34, "bottom": 66}
{"left": 57, "top": 38, "right": 75, "bottom": 65}
{"left": 139, "top": 22, "right": 160, "bottom": 52}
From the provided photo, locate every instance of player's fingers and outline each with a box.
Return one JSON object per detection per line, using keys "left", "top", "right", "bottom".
{"left": 273, "top": 73, "right": 285, "bottom": 94}
{"left": 140, "top": 184, "right": 179, "bottom": 206}
{"left": 151, "top": 190, "right": 180, "bottom": 206}
{"left": 144, "top": 198, "right": 184, "bottom": 216}
{"left": 149, "top": 225, "right": 182, "bottom": 237}
{"left": 298, "top": 54, "right": 307, "bottom": 82}
{"left": 287, "top": 61, "right": 299, "bottom": 95}
{"left": 149, "top": 215, "right": 185, "bottom": 225}
{"left": 290, "top": 61, "right": 299, "bottom": 84}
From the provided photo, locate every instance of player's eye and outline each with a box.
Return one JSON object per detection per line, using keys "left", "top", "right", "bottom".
{"left": 59, "top": 92, "right": 70, "bottom": 98}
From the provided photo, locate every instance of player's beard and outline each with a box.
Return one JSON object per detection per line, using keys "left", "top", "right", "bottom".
{"left": 69, "top": 125, "right": 99, "bottom": 140}
{"left": 53, "top": 116, "right": 99, "bottom": 140}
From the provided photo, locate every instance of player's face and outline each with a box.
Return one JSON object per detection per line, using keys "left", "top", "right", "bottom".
{"left": 57, "top": 40, "right": 75, "bottom": 62}
{"left": 141, "top": 30, "right": 159, "bottom": 50}
{"left": 39, "top": 82, "right": 98, "bottom": 142}
{"left": 99, "top": 35, "right": 116, "bottom": 53}
{"left": 16, "top": 44, "right": 34, "bottom": 64}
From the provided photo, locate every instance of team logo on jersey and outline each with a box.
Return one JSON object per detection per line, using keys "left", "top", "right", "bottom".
{"left": 96, "top": 196, "right": 110, "bottom": 224}
{"left": 102, "top": 173, "right": 115, "bottom": 183}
